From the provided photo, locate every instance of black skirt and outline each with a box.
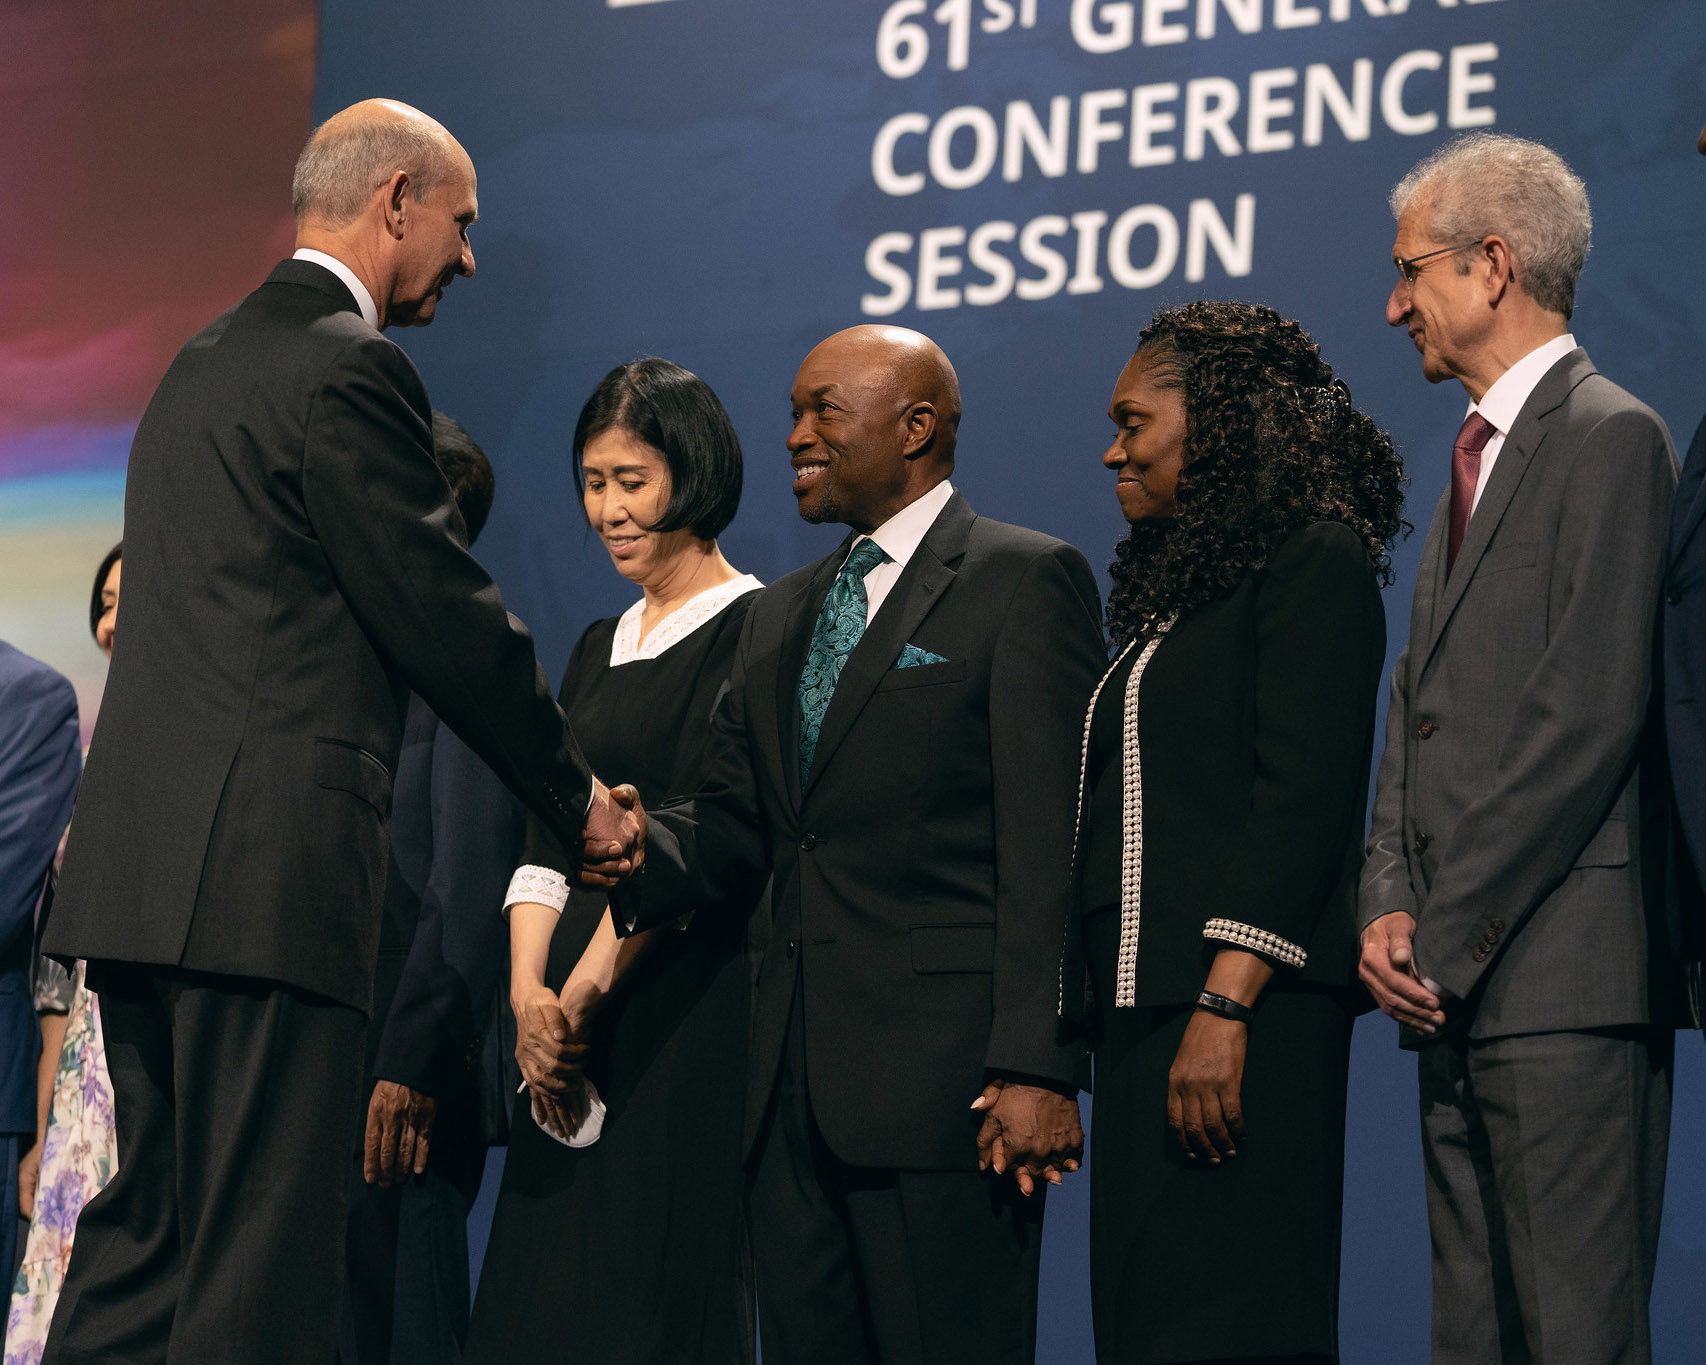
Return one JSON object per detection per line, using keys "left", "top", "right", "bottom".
{"left": 1085, "top": 906, "right": 1354, "bottom": 1364}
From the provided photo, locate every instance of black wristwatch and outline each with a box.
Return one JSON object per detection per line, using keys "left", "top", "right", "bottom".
{"left": 1195, "top": 990, "right": 1255, "bottom": 1024}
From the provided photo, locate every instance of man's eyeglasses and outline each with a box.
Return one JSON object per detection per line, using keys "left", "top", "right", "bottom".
{"left": 1394, "top": 238, "right": 1485, "bottom": 287}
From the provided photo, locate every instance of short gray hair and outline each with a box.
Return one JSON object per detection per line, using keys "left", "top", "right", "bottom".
{"left": 1389, "top": 133, "right": 1592, "bottom": 319}
{"left": 291, "top": 115, "right": 449, "bottom": 227}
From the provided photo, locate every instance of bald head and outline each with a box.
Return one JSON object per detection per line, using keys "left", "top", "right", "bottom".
{"left": 290, "top": 99, "right": 478, "bottom": 330}
{"left": 808, "top": 325, "right": 962, "bottom": 458}
{"left": 787, "top": 325, "right": 961, "bottom": 532}
{"left": 292, "top": 99, "right": 468, "bottom": 229}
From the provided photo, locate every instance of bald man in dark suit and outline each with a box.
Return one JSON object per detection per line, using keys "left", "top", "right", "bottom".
{"left": 43, "top": 101, "right": 634, "bottom": 1365}
{"left": 602, "top": 326, "right": 1106, "bottom": 1365}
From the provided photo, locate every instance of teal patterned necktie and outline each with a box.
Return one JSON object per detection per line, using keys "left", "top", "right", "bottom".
{"left": 798, "top": 538, "right": 887, "bottom": 784}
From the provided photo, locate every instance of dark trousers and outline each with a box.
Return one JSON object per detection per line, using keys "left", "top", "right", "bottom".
{"left": 338, "top": 1120, "right": 483, "bottom": 1365}
{"left": 43, "top": 962, "right": 366, "bottom": 1365}
{"left": 1419, "top": 1027, "right": 1672, "bottom": 1365}
{"left": 747, "top": 989, "right": 1044, "bottom": 1365}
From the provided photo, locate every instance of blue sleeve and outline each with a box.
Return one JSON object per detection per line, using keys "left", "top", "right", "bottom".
{"left": 0, "top": 654, "right": 80, "bottom": 1135}
{"left": 0, "top": 659, "right": 81, "bottom": 957}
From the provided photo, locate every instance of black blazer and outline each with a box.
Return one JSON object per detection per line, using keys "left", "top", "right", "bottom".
{"left": 365, "top": 695, "right": 524, "bottom": 1147}
{"left": 47, "top": 260, "right": 591, "bottom": 1013}
{"left": 614, "top": 492, "right": 1107, "bottom": 1170}
{"left": 1063, "top": 522, "right": 1386, "bottom": 1026}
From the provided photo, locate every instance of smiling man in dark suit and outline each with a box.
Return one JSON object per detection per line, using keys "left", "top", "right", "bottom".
{"left": 596, "top": 325, "right": 1106, "bottom": 1364}
{"left": 1358, "top": 133, "right": 1680, "bottom": 1364}
{"left": 41, "top": 100, "right": 634, "bottom": 1364}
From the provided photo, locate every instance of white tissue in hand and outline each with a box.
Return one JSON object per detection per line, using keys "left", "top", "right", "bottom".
{"left": 535, "top": 1079, "right": 606, "bottom": 1148}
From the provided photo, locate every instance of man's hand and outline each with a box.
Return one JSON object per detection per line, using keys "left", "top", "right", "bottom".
{"left": 1167, "top": 1010, "right": 1247, "bottom": 1164}
{"left": 18, "top": 1138, "right": 41, "bottom": 1219}
{"left": 578, "top": 780, "right": 646, "bottom": 890}
{"left": 363, "top": 1081, "right": 436, "bottom": 1187}
{"left": 1358, "top": 911, "right": 1445, "bottom": 1033}
{"left": 971, "top": 1080, "right": 1084, "bottom": 1197}
{"left": 512, "top": 981, "right": 591, "bottom": 1134}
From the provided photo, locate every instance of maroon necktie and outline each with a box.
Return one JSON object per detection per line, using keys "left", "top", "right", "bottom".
{"left": 1447, "top": 412, "right": 1498, "bottom": 576}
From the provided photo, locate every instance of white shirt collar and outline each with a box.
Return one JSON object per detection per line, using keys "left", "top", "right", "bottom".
{"left": 1468, "top": 333, "right": 1577, "bottom": 436}
{"left": 609, "top": 574, "right": 763, "bottom": 666}
{"left": 292, "top": 248, "right": 379, "bottom": 330}
{"left": 849, "top": 480, "right": 955, "bottom": 572}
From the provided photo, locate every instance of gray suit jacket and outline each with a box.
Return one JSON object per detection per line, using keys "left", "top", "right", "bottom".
{"left": 1359, "top": 349, "right": 1680, "bottom": 1039}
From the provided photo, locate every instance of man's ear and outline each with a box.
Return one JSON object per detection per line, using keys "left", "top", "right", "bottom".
{"left": 1480, "top": 235, "right": 1516, "bottom": 305}
{"left": 381, "top": 171, "right": 411, "bottom": 241}
{"left": 901, "top": 401, "right": 938, "bottom": 459}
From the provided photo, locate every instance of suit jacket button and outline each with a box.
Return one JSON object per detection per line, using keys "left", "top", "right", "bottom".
{"left": 1669, "top": 588, "right": 1683, "bottom": 606}
{"left": 1413, "top": 832, "right": 1431, "bottom": 854}
{"left": 1417, "top": 719, "right": 1435, "bottom": 740}
{"left": 786, "top": 938, "right": 797, "bottom": 959}
{"left": 1473, "top": 947, "right": 1489, "bottom": 962}
{"left": 1489, "top": 919, "right": 1505, "bottom": 933}
{"left": 799, "top": 833, "right": 818, "bottom": 851}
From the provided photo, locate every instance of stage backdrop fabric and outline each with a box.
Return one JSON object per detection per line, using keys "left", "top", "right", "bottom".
{"left": 0, "top": 3, "right": 317, "bottom": 741}
{"left": 307, "top": 3, "right": 1706, "bottom": 1361}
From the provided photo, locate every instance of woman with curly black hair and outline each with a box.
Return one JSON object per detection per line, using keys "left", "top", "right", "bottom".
{"left": 1061, "top": 301, "right": 1403, "bottom": 1364}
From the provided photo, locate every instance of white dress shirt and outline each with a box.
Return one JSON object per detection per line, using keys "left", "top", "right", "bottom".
{"left": 291, "top": 247, "right": 379, "bottom": 330}
{"left": 842, "top": 479, "right": 956, "bottom": 623}
{"left": 1464, "top": 333, "right": 1578, "bottom": 513}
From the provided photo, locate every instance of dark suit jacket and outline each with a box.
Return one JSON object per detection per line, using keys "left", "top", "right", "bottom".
{"left": 1061, "top": 522, "right": 1386, "bottom": 1025}
{"left": 1663, "top": 411, "right": 1706, "bottom": 966}
{"left": 614, "top": 491, "right": 1106, "bottom": 1171}
{"left": 365, "top": 694, "right": 523, "bottom": 1150}
{"left": 46, "top": 259, "right": 591, "bottom": 1013}
{"left": 1360, "top": 350, "right": 1680, "bottom": 1038}
{"left": 0, "top": 643, "right": 81, "bottom": 1136}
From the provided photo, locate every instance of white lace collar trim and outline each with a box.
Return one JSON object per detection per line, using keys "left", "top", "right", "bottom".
{"left": 609, "top": 574, "right": 763, "bottom": 666}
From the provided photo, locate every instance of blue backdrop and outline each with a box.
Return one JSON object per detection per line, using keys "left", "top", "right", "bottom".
{"left": 313, "top": 2, "right": 1706, "bottom": 1358}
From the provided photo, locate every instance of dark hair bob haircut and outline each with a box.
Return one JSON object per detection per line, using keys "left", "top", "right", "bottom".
{"left": 572, "top": 357, "right": 744, "bottom": 541}
{"left": 89, "top": 541, "right": 122, "bottom": 641}
{"left": 1105, "top": 300, "right": 1405, "bottom": 647}
{"left": 430, "top": 410, "right": 497, "bottom": 546}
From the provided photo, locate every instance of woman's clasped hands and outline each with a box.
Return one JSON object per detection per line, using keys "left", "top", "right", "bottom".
{"left": 514, "top": 976, "right": 603, "bottom": 1140}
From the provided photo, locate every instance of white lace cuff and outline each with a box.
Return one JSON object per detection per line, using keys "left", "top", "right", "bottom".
{"left": 504, "top": 864, "right": 570, "bottom": 916}
{"left": 1203, "top": 918, "right": 1307, "bottom": 969}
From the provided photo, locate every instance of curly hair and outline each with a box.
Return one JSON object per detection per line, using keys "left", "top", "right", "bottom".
{"left": 1105, "top": 301, "right": 1405, "bottom": 646}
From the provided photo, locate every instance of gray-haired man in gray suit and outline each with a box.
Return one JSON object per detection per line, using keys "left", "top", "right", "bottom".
{"left": 1359, "top": 133, "right": 1682, "bottom": 1364}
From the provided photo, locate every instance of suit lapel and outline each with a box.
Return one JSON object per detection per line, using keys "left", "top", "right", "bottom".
{"left": 777, "top": 539, "right": 853, "bottom": 812}
{"left": 1420, "top": 351, "right": 1592, "bottom": 672}
{"left": 802, "top": 493, "right": 973, "bottom": 798}
{"left": 1411, "top": 486, "right": 1450, "bottom": 655}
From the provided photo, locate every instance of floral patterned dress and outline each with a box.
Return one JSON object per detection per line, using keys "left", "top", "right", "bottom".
{"left": 5, "top": 963, "right": 117, "bottom": 1365}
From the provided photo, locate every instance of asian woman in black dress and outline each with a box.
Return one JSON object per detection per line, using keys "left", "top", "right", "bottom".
{"left": 1062, "top": 302, "right": 1404, "bottom": 1364}
{"left": 465, "top": 359, "right": 763, "bottom": 1363}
